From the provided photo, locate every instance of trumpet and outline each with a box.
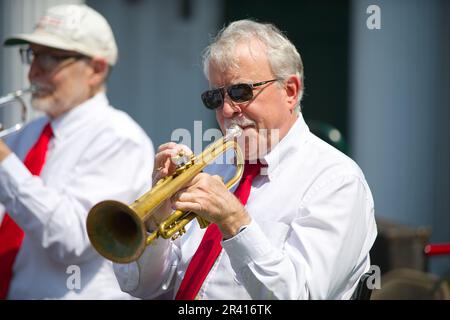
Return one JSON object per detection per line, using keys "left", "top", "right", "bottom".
{"left": 86, "top": 125, "right": 244, "bottom": 263}
{"left": 0, "top": 86, "right": 35, "bottom": 139}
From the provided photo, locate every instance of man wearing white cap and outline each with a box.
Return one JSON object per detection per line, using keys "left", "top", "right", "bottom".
{"left": 0, "top": 4, "right": 154, "bottom": 299}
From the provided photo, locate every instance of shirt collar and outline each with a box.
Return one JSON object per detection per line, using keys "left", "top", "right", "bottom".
{"left": 49, "top": 92, "right": 109, "bottom": 140}
{"left": 262, "top": 113, "right": 310, "bottom": 180}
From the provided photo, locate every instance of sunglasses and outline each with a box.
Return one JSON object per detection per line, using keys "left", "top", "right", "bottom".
{"left": 20, "top": 47, "right": 88, "bottom": 72}
{"left": 201, "top": 79, "right": 279, "bottom": 110}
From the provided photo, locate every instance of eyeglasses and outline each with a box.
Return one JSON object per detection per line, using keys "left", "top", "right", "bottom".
{"left": 19, "top": 47, "right": 88, "bottom": 72}
{"left": 201, "top": 79, "right": 279, "bottom": 110}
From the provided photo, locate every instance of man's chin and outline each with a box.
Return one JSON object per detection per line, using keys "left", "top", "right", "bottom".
{"left": 240, "top": 137, "right": 263, "bottom": 161}
{"left": 239, "top": 124, "right": 256, "bottom": 131}
{"left": 244, "top": 151, "right": 260, "bottom": 162}
{"left": 31, "top": 98, "right": 55, "bottom": 114}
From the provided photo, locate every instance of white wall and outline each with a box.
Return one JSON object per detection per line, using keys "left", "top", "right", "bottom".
{"left": 350, "top": 0, "right": 450, "bottom": 275}
{"left": 87, "top": 0, "right": 221, "bottom": 149}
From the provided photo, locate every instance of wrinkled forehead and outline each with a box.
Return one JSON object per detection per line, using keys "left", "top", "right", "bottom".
{"left": 208, "top": 39, "right": 272, "bottom": 83}
{"left": 210, "top": 39, "right": 267, "bottom": 69}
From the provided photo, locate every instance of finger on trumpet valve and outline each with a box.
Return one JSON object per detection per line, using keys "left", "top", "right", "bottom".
{"left": 171, "top": 150, "right": 194, "bottom": 167}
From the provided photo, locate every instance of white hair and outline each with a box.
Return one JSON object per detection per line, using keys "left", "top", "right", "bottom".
{"left": 202, "top": 19, "right": 304, "bottom": 113}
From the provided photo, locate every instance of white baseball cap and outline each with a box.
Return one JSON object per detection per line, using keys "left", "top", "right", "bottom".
{"left": 3, "top": 4, "right": 118, "bottom": 66}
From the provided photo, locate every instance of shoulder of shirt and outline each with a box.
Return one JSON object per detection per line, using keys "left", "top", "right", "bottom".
{"left": 293, "top": 132, "right": 370, "bottom": 204}
{"left": 304, "top": 131, "right": 364, "bottom": 178}
{"left": 95, "top": 104, "right": 154, "bottom": 150}
{"left": 299, "top": 131, "right": 373, "bottom": 204}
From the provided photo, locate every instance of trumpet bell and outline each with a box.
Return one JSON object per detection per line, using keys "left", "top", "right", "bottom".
{"left": 86, "top": 200, "right": 147, "bottom": 263}
{"left": 86, "top": 125, "right": 244, "bottom": 264}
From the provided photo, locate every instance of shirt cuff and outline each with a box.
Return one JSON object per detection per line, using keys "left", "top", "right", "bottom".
{"left": 222, "top": 219, "right": 273, "bottom": 270}
{"left": 0, "top": 153, "right": 32, "bottom": 201}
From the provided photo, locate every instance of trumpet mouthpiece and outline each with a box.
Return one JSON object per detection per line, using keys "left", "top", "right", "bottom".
{"left": 225, "top": 125, "right": 243, "bottom": 141}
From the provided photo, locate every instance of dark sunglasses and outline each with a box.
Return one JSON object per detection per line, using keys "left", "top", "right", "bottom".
{"left": 201, "top": 79, "right": 279, "bottom": 110}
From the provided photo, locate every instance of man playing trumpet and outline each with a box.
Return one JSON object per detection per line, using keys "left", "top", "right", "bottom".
{"left": 113, "top": 19, "right": 377, "bottom": 300}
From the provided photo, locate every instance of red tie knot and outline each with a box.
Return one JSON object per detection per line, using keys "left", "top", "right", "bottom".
{"left": 242, "top": 160, "right": 266, "bottom": 180}
{"left": 23, "top": 121, "right": 53, "bottom": 176}
{"left": 42, "top": 122, "right": 53, "bottom": 138}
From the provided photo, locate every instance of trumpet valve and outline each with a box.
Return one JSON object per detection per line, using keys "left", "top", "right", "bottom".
{"left": 172, "top": 150, "right": 192, "bottom": 167}
{"left": 173, "top": 152, "right": 195, "bottom": 176}
{"left": 171, "top": 226, "right": 187, "bottom": 241}
{"left": 196, "top": 216, "right": 210, "bottom": 229}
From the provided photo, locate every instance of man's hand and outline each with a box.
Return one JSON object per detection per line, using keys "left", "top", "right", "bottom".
{"left": 0, "top": 140, "right": 12, "bottom": 162}
{"left": 150, "top": 142, "right": 251, "bottom": 239}
{"left": 152, "top": 142, "right": 193, "bottom": 185}
{"left": 147, "top": 142, "right": 194, "bottom": 231}
{"left": 171, "top": 173, "right": 251, "bottom": 239}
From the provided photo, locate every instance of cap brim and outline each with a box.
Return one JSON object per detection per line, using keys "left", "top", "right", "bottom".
{"left": 4, "top": 31, "right": 117, "bottom": 66}
{"left": 4, "top": 32, "right": 77, "bottom": 52}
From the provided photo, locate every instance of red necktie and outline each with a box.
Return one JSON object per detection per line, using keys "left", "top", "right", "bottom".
{"left": 0, "top": 122, "right": 53, "bottom": 299}
{"left": 175, "top": 162, "right": 263, "bottom": 300}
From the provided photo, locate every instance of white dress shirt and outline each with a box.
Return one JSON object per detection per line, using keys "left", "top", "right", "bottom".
{"left": 113, "top": 113, "right": 377, "bottom": 300}
{"left": 0, "top": 92, "right": 154, "bottom": 299}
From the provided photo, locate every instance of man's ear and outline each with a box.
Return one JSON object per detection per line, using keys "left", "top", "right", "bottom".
{"left": 88, "top": 57, "right": 109, "bottom": 87}
{"left": 284, "top": 75, "right": 301, "bottom": 112}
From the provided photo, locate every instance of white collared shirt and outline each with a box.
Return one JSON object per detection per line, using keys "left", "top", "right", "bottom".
{"left": 0, "top": 92, "right": 155, "bottom": 299}
{"left": 113, "top": 113, "right": 377, "bottom": 300}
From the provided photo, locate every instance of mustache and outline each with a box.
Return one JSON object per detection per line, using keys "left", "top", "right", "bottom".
{"left": 31, "top": 82, "right": 54, "bottom": 95}
{"left": 224, "top": 117, "right": 256, "bottom": 129}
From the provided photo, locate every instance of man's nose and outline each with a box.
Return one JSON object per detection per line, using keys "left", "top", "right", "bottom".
{"left": 28, "top": 58, "right": 45, "bottom": 81}
{"left": 220, "top": 97, "right": 242, "bottom": 118}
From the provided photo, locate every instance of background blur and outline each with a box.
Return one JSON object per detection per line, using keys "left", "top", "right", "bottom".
{"left": 0, "top": 0, "right": 449, "bottom": 291}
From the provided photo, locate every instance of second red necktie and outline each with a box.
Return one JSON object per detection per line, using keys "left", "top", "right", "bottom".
{"left": 0, "top": 122, "right": 53, "bottom": 299}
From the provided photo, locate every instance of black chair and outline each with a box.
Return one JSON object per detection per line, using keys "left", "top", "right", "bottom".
{"left": 370, "top": 268, "right": 450, "bottom": 300}
{"left": 351, "top": 271, "right": 374, "bottom": 300}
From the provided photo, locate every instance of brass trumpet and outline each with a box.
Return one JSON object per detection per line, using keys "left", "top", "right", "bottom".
{"left": 0, "top": 87, "right": 35, "bottom": 138}
{"left": 86, "top": 125, "right": 244, "bottom": 263}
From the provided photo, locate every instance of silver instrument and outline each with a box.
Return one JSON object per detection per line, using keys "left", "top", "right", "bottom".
{"left": 0, "top": 86, "right": 35, "bottom": 138}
